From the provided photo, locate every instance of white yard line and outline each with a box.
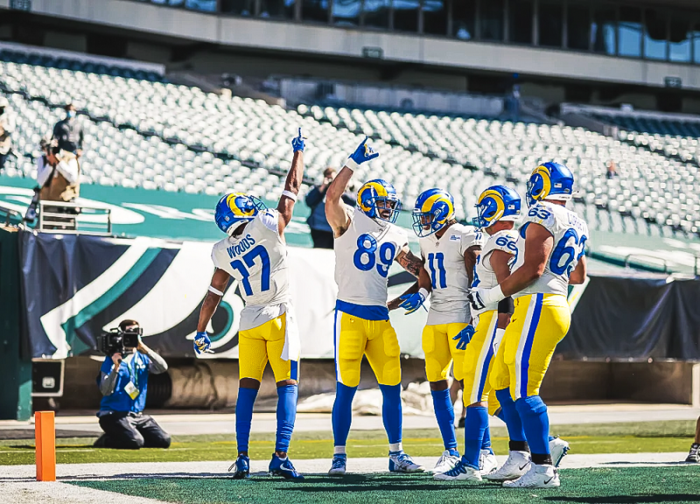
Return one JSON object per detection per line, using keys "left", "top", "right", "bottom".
{"left": 1, "top": 481, "right": 166, "bottom": 504}
{"left": 0, "top": 452, "right": 691, "bottom": 484}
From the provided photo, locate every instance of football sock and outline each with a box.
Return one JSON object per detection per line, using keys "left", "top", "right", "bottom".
{"left": 275, "top": 384, "right": 298, "bottom": 453}
{"left": 481, "top": 426, "right": 493, "bottom": 454}
{"left": 430, "top": 388, "right": 458, "bottom": 452}
{"left": 515, "top": 395, "right": 551, "bottom": 459}
{"left": 532, "top": 453, "right": 553, "bottom": 465}
{"left": 462, "top": 406, "right": 488, "bottom": 469}
{"left": 235, "top": 387, "right": 258, "bottom": 454}
{"left": 495, "top": 388, "right": 527, "bottom": 442}
{"left": 509, "top": 440, "right": 530, "bottom": 452}
{"left": 332, "top": 383, "right": 357, "bottom": 449}
{"left": 379, "top": 384, "right": 403, "bottom": 446}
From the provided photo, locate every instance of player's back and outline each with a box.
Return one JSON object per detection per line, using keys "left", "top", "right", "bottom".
{"left": 211, "top": 209, "right": 289, "bottom": 312}
{"left": 419, "top": 223, "right": 483, "bottom": 325}
{"left": 511, "top": 202, "right": 588, "bottom": 297}
{"left": 334, "top": 208, "right": 407, "bottom": 316}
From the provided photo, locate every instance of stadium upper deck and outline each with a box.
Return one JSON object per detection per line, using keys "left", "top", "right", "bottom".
{"left": 4, "top": 0, "right": 700, "bottom": 101}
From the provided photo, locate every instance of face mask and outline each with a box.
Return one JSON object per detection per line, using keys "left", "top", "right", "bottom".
{"left": 67, "top": 111, "right": 75, "bottom": 119}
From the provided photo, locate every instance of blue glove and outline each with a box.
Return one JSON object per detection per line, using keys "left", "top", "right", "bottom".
{"left": 194, "top": 331, "right": 214, "bottom": 355}
{"left": 346, "top": 136, "right": 379, "bottom": 169}
{"left": 398, "top": 288, "right": 428, "bottom": 315}
{"left": 291, "top": 127, "right": 305, "bottom": 153}
{"left": 453, "top": 324, "right": 475, "bottom": 351}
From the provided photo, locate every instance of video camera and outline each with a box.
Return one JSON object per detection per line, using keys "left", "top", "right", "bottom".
{"left": 97, "top": 327, "right": 142, "bottom": 356}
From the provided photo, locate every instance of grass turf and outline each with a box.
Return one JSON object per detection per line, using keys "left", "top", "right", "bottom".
{"left": 0, "top": 420, "right": 695, "bottom": 466}
{"left": 72, "top": 466, "right": 700, "bottom": 504}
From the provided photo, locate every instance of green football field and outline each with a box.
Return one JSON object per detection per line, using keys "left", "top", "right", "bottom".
{"left": 72, "top": 466, "right": 700, "bottom": 504}
{"left": 0, "top": 420, "right": 696, "bottom": 465}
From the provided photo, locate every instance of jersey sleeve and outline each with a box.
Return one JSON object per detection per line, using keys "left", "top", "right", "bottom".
{"left": 488, "top": 230, "right": 518, "bottom": 256}
{"left": 522, "top": 203, "right": 557, "bottom": 237}
{"left": 100, "top": 356, "right": 113, "bottom": 374}
{"left": 258, "top": 209, "right": 280, "bottom": 234}
{"left": 458, "top": 228, "right": 484, "bottom": 256}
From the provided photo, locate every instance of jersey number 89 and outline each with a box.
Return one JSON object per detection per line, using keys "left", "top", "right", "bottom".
{"left": 353, "top": 233, "right": 396, "bottom": 278}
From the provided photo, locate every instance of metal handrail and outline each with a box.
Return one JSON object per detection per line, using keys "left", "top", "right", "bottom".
{"left": 0, "top": 204, "right": 26, "bottom": 230}
{"left": 38, "top": 200, "right": 112, "bottom": 235}
{"left": 624, "top": 253, "right": 669, "bottom": 274}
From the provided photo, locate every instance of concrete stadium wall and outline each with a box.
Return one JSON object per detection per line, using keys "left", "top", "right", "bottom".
{"left": 45, "top": 356, "right": 700, "bottom": 413}
{"left": 9, "top": 0, "right": 700, "bottom": 92}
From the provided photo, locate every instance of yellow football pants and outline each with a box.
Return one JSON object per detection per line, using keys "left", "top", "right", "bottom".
{"left": 238, "top": 313, "right": 299, "bottom": 383}
{"left": 334, "top": 310, "right": 401, "bottom": 388}
{"left": 422, "top": 323, "right": 468, "bottom": 382}
{"left": 462, "top": 310, "right": 499, "bottom": 409}
{"left": 490, "top": 293, "right": 570, "bottom": 400}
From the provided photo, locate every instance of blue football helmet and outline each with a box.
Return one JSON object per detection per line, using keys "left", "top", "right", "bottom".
{"left": 357, "top": 179, "right": 401, "bottom": 224}
{"left": 476, "top": 185, "right": 522, "bottom": 229}
{"left": 412, "top": 188, "right": 455, "bottom": 237}
{"left": 215, "top": 192, "right": 267, "bottom": 235}
{"left": 527, "top": 162, "right": 574, "bottom": 207}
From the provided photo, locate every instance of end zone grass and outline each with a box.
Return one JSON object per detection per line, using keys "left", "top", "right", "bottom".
{"left": 72, "top": 466, "right": 700, "bottom": 504}
{"left": 0, "top": 420, "right": 695, "bottom": 465}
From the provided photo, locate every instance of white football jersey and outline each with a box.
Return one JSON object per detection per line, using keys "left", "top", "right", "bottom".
{"left": 473, "top": 229, "right": 518, "bottom": 312}
{"left": 511, "top": 201, "right": 589, "bottom": 298}
{"left": 211, "top": 209, "right": 290, "bottom": 330}
{"left": 419, "top": 223, "right": 484, "bottom": 325}
{"left": 334, "top": 208, "right": 408, "bottom": 309}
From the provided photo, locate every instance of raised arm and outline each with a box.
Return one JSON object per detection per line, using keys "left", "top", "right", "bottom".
{"left": 277, "top": 128, "right": 306, "bottom": 234}
{"left": 194, "top": 268, "right": 230, "bottom": 355}
{"left": 326, "top": 137, "right": 379, "bottom": 238}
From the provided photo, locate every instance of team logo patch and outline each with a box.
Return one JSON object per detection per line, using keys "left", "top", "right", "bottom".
{"left": 450, "top": 235, "right": 460, "bottom": 241}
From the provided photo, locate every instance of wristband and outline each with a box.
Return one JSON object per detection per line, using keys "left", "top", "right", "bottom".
{"left": 208, "top": 285, "right": 224, "bottom": 297}
{"left": 483, "top": 285, "right": 506, "bottom": 306}
{"left": 345, "top": 157, "right": 359, "bottom": 172}
{"left": 282, "top": 190, "right": 297, "bottom": 201}
{"left": 498, "top": 296, "right": 514, "bottom": 315}
{"left": 418, "top": 287, "right": 429, "bottom": 299}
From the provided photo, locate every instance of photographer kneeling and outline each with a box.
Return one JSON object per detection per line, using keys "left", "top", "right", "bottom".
{"left": 94, "top": 320, "right": 171, "bottom": 450}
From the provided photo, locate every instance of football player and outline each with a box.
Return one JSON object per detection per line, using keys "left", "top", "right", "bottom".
{"left": 325, "top": 137, "right": 426, "bottom": 476}
{"left": 434, "top": 185, "right": 519, "bottom": 482}
{"left": 194, "top": 129, "right": 306, "bottom": 480}
{"left": 390, "top": 188, "right": 482, "bottom": 474}
{"left": 468, "top": 162, "right": 588, "bottom": 488}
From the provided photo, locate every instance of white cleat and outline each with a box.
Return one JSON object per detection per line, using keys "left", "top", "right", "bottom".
{"left": 483, "top": 450, "right": 531, "bottom": 482}
{"left": 479, "top": 449, "right": 499, "bottom": 475}
{"left": 503, "top": 463, "right": 560, "bottom": 488}
{"left": 549, "top": 436, "right": 570, "bottom": 468}
{"left": 433, "top": 450, "right": 461, "bottom": 474}
{"left": 388, "top": 451, "right": 425, "bottom": 473}
{"left": 433, "top": 459, "right": 482, "bottom": 482}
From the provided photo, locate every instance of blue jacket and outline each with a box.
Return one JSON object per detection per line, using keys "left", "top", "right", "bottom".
{"left": 305, "top": 186, "right": 355, "bottom": 232}
{"left": 98, "top": 353, "right": 151, "bottom": 414}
